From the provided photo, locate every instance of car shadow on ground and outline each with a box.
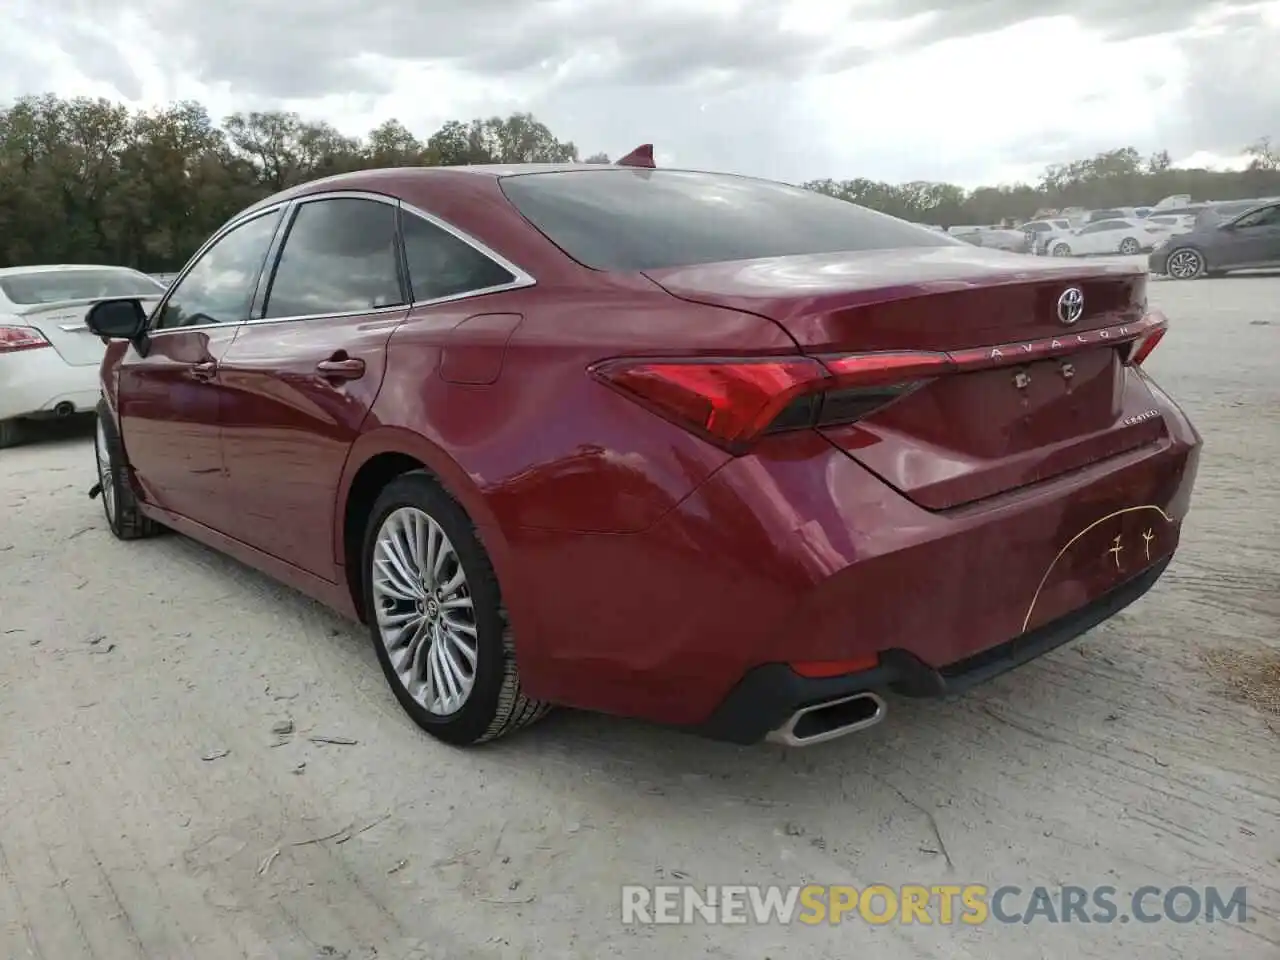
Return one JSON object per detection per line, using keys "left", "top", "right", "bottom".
{"left": 2, "top": 413, "right": 96, "bottom": 451}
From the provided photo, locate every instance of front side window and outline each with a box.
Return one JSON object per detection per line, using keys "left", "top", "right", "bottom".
{"left": 401, "top": 213, "right": 516, "bottom": 302}
{"left": 263, "top": 198, "right": 404, "bottom": 319}
{"left": 155, "top": 210, "right": 283, "bottom": 330}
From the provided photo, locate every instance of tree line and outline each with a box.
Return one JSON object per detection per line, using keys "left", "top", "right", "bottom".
{"left": 1, "top": 94, "right": 1278, "bottom": 272}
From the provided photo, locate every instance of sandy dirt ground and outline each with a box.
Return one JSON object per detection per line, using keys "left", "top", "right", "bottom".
{"left": 1, "top": 262, "right": 1278, "bottom": 959}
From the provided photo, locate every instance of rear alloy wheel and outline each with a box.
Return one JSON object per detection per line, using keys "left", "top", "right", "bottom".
{"left": 1166, "top": 248, "right": 1204, "bottom": 280}
{"left": 363, "top": 472, "right": 549, "bottom": 745}
{"left": 94, "top": 402, "right": 161, "bottom": 540}
{"left": 1051, "top": 242, "right": 1072, "bottom": 257}
{"left": 1118, "top": 237, "right": 1140, "bottom": 255}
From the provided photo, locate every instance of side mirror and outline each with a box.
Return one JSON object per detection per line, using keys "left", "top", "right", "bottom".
{"left": 86, "top": 298, "right": 148, "bottom": 343}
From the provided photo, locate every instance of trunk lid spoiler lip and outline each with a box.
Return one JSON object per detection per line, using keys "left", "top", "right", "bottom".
{"left": 11, "top": 294, "right": 164, "bottom": 332}
{"left": 12, "top": 293, "right": 163, "bottom": 317}
{"left": 641, "top": 247, "right": 1145, "bottom": 303}
{"left": 641, "top": 248, "right": 1150, "bottom": 354}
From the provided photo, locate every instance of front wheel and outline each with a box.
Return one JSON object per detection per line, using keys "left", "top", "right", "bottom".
{"left": 1166, "top": 248, "right": 1204, "bottom": 280}
{"left": 1118, "top": 237, "right": 1140, "bottom": 255}
{"left": 1051, "top": 242, "right": 1072, "bottom": 257}
{"left": 94, "top": 402, "right": 161, "bottom": 540}
{"left": 362, "top": 471, "right": 550, "bottom": 746}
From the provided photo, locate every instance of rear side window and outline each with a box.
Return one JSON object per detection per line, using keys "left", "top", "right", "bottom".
{"left": 264, "top": 198, "right": 404, "bottom": 319}
{"left": 401, "top": 213, "right": 516, "bottom": 302}
{"left": 498, "top": 169, "right": 957, "bottom": 272}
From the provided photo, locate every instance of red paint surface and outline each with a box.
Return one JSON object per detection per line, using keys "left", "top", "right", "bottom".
{"left": 101, "top": 166, "right": 1202, "bottom": 727}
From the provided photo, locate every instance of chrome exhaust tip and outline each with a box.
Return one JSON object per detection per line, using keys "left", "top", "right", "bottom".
{"left": 765, "top": 692, "right": 886, "bottom": 747}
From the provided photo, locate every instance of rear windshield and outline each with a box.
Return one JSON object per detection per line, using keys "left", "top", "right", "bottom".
{"left": 498, "top": 169, "right": 958, "bottom": 272}
{"left": 0, "top": 269, "right": 165, "bottom": 305}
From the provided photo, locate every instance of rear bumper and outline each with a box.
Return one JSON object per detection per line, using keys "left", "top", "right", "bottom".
{"left": 1148, "top": 250, "right": 1170, "bottom": 274}
{"left": 509, "top": 384, "right": 1201, "bottom": 729}
{"left": 0, "top": 347, "right": 99, "bottom": 421}
{"left": 694, "top": 556, "right": 1169, "bottom": 744}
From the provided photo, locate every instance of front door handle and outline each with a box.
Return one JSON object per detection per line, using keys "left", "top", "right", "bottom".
{"left": 316, "top": 357, "right": 366, "bottom": 381}
{"left": 190, "top": 360, "right": 217, "bottom": 381}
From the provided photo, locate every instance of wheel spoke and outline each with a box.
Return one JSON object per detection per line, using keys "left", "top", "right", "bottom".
{"left": 433, "top": 531, "right": 451, "bottom": 582}
{"left": 444, "top": 625, "right": 478, "bottom": 669}
{"left": 442, "top": 613, "right": 476, "bottom": 637}
{"left": 383, "top": 516, "right": 419, "bottom": 589}
{"left": 422, "top": 518, "right": 439, "bottom": 589}
{"left": 373, "top": 559, "right": 417, "bottom": 603}
{"left": 439, "top": 567, "right": 466, "bottom": 598}
{"left": 431, "top": 633, "right": 458, "bottom": 707}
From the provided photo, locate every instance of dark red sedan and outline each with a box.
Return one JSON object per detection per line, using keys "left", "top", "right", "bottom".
{"left": 85, "top": 154, "right": 1201, "bottom": 748}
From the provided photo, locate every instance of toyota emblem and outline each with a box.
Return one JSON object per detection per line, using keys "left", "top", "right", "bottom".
{"left": 1057, "top": 287, "right": 1085, "bottom": 326}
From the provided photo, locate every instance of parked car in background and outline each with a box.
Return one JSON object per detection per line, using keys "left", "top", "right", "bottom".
{"left": 1150, "top": 199, "right": 1280, "bottom": 279}
{"left": 150, "top": 272, "right": 180, "bottom": 287}
{"left": 0, "top": 264, "right": 166, "bottom": 447}
{"left": 1085, "top": 207, "right": 1141, "bottom": 223}
{"left": 82, "top": 159, "right": 1197, "bottom": 749}
{"left": 946, "top": 224, "right": 1000, "bottom": 237}
{"left": 1145, "top": 213, "right": 1198, "bottom": 233}
{"left": 1021, "top": 218, "right": 1074, "bottom": 255}
{"left": 1046, "top": 218, "right": 1172, "bottom": 257}
{"left": 957, "top": 228, "right": 1032, "bottom": 253}
{"left": 1153, "top": 194, "right": 1192, "bottom": 210}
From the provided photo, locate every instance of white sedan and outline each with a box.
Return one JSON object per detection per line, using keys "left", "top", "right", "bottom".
{"left": 1044, "top": 218, "right": 1173, "bottom": 258}
{"left": 0, "top": 264, "right": 166, "bottom": 447}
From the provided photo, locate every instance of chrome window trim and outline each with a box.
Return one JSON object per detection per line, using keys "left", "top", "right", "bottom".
{"left": 148, "top": 190, "right": 538, "bottom": 337}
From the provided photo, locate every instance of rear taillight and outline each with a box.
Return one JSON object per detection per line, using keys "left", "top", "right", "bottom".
{"left": 591, "top": 351, "right": 952, "bottom": 451}
{"left": 0, "top": 325, "right": 50, "bottom": 354}
{"left": 1126, "top": 325, "right": 1165, "bottom": 366}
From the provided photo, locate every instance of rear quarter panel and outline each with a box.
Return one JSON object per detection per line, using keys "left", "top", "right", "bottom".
{"left": 364, "top": 280, "right": 795, "bottom": 535}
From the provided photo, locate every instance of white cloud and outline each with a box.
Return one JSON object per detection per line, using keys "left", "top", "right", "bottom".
{"left": 5, "top": 0, "right": 1280, "bottom": 187}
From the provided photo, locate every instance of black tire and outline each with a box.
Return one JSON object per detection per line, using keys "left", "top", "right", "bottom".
{"left": 0, "top": 418, "right": 24, "bottom": 449}
{"left": 1051, "top": 242, "right": 1072, "bottom": 257}
{"left": 94, "top": 400, "right": 161, "bottom": 540}
{"left": 1119, "top": 237, "right": 1140, "bottom": 255}
{"left": 361, "top": 470, "right": 550, "bottom": 746}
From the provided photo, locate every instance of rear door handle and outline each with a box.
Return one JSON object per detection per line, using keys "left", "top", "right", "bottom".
{"left": 191, "top": 360, "right": 218, "bottom": 381}
{"left": 316, "top": 357, "right": 366, "bottom": 380}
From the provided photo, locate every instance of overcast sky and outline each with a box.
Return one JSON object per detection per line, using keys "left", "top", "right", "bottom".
{"left": 5, "top": 0, "right": 1279, "bottom": 188}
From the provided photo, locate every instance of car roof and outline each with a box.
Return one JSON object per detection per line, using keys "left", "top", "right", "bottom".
{"left": 231, "top": 163, "right": 747, "bottom": 222}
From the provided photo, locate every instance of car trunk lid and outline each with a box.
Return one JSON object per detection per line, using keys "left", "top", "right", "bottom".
{"left": 643, "top": 247, "right": 1168, "bottom": 510}
{"left": 11, "top": 295, "right": 163, "bottom": 366}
